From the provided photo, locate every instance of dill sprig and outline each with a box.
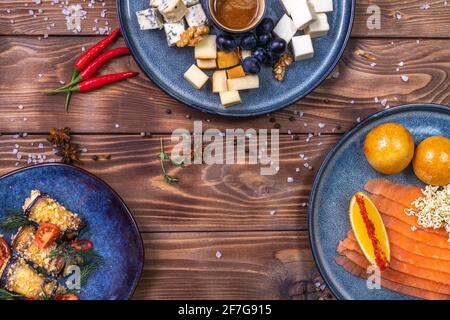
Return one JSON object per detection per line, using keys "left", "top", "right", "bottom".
{"left": 0, "top": 209, "right": 29, "bottom": 231}
{"left": 49, "top": 243, "right": 104, "bottom": 285}
{"left": 0, "top": 288, "right": 23, "bottom": 300}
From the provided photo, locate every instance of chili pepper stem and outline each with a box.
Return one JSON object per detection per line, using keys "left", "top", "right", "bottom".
{"left": 65, "top": 70, "right": 79, "bottom": 112}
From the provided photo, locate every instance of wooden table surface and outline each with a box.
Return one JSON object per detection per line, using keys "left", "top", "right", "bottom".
{"left": 0, "top": 1, "right": 449, "bottom": 299}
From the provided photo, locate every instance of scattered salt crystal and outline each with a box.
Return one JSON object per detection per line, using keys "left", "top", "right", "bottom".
{"left": 215, "top": 251, "right": 222, "bottom": 259}
{"left": 401, "top": 75, "right": 409, "bottom": 82}
{"left": 287, "top": 177, "right": 294, "bottom": 183}
{"left": 269, "top": 210, "right": 276, "bottom": 215}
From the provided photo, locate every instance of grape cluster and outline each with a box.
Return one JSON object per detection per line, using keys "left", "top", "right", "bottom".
{"left": 216, "top": 18, "right": 287, "bottom": 75}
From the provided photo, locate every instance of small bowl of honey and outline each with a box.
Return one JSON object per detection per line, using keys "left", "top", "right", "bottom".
{"left": 208, "top": 0, "right": 266, "bottom": 33}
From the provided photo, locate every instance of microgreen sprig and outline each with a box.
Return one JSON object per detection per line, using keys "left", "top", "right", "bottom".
{"left": 159, "top": 138, "right": 179, "bottom": 184}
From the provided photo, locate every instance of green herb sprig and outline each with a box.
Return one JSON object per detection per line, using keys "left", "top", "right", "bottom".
{"left": 159, "top": 138, "right": 179, "bottom": 184}
{"left": 0, "top": 209, "right": 29, "bottom": 230}
{"left": 49, "top": 243, "right": 103, "bottom": 285}
{"left": 0, "top": 288, "right": 23, "bottom": 300}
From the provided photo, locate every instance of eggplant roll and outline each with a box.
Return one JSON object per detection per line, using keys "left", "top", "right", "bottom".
{"left": 23, "top": 190, "right": 83, "bottom": 236}
{"left": 0, "top": 257, "right": 61, "bottom": 299}
{"left": 12, "top": 225, "right": 65, "bottom": 277}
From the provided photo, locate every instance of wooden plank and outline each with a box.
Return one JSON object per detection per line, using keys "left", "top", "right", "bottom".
{"left": 1, "top": 1, "right": 449, "bottom": 38}
{"left": 0, "top": 134, "right": 339, "bottom": 232}
{"left": 133, "top": 231, "right": 332, "bottom": 300}
{"left": 0, "top": 36, "right": 448, "bottom": 134}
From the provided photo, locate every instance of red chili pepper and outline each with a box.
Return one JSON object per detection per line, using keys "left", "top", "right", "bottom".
{"left": 67, "top": 72, "right": 139, "bottom": 93}
{"left": 64, "top": 28, "right": 121, "bottom": 112}
{"left": 74, "top": 28, "right": 121, "bottom": 72}
{"left": 45, "top": 72, "right": 139, "bottom": 94}
{"left": 59, "top": 48, "right": 130, "bottom": 90}
{"left": 70, "top": 240, "right": 93, "bottom": 252}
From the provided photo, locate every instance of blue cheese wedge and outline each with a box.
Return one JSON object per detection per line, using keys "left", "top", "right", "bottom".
{"left": 136, "top": 8, "right": 163, "bottom": 30}
{"left": 181, "top": 0, "right": 200, "bottom": 7}
{"left": 291, "top": 35, "right": 314, "bottom": 61}
{"left": 163, "top": 21, "right": 186, "bottom": 46}
{"left": 185, "top": 3, "right": 207, "bottom": 27}
{"left": 158, "top": 0, "right": 189, "bottom": 22}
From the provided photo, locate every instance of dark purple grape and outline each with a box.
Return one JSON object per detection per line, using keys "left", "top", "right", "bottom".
{"left": 267, "top": 38, "right": 287, "bottom": 54}
{"left": 257, "top": 33, "right": 272, "bottom": 47}
{"left": 252, "top": 47, "right": 267, "bottom": 63}
{"left": 256, "top": 18, "right": 275, "bottom": 34}
{"left": 242, "top": 57, "right": 261, "bottom": 74}
{"left": 240, "top": 34, "right": 258, "bottom": 50}
{"left": 264, "top": 51, "right": 281, "bottom": 65}
{"left": 216, "top": 34, "right": 237, "bottom": 51}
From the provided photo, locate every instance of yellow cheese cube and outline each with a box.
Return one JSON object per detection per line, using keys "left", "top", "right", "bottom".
{"left": 219, "top": 91, "right": 241, "bottom": 107}
{"left": 227, "top": 75, "right": 259, "bottom": 91}
{"left": 212, "top": 70, "right": 228, "bottom": 93}
{"left": 196, "top": 59, "right": 217, "bottom": 69}
{"left": 195, "top": 35, "right": 217, "bottom": 59}
{"left": 184, "top": 64, "right": 209, "bottom": 89}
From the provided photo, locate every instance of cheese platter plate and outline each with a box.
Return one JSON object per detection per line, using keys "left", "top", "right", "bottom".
{"left": 117, "top": 0, "right": 354, "bottom": 116}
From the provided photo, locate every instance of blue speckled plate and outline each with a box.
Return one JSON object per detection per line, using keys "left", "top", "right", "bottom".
{"left": 309, "top": 104, "right": 450, "bottom": 300}
{"left": 117, "top": 0, "right": 354, "bottom": 116}
{"left": 0, "top": 164, "right": 144, "bottom": 300}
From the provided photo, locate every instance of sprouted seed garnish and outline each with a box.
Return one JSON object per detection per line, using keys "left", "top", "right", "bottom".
{"left": 405, "top": 184, "right": 450, "bottom": 242}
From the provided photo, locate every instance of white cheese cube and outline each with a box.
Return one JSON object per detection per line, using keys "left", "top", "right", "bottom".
{"left": 136, "top": 9, "right": 163, "bottom": 30}
{"left": 194, "top": 35, "right": 217, "bottom": 59}
{"left": 309, "top": 0, "right": 333, "bottom": 13}
{"left": 305, "top": 13, "right": 329, "bottom": 37}
{"left": 273, "top": 14, "right": 297, "bottom": 43}
{"left": 158, "top": 0, "right": 188, "bottom": 22}
{"left": 291, "top": 0, "right": 315, "bottom": 30}
{"left": 220, "top": 91, "right": 241, "bottom": 107}
{"left": 280, "top": 0, "right": 299, "bottom": 15}
{"left": 184, "top": 64, "right": 209, "bottom": 89}
{"left": 240, "top": 50, "right": 252, "bottom": 60}
{"left": 163, "top": 21, "right": 186, "bottom": 46}
{"left": 185, "top": 3, "right": 207, "bottom": 27}
{"left": 181, "top": 0, "right": 200, "bottom": 7}
{"left": 291, "top": 35, "right": 314, "bottom": 61}
{"left": 149, "top": 0, "right": 162, "bottom": 7}
{"left": 227, "top": 75, "right": 259, "bottom": 91}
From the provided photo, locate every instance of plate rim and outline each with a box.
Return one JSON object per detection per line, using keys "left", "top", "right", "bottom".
{"left": 0, "top": 163, "right": 145, "bottom": 300}
{"left": 308, "top": 103, "right": 450, "bottom": 300}
{"left": 116, "top": 0, "right": 355, "bottom": 117}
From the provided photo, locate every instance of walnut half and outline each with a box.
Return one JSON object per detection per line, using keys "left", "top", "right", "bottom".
{"left": 176, "top": 25, "right": 210, "bottom": 48}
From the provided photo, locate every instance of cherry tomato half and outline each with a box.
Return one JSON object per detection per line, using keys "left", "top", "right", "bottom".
{"left": 56, "top": 294, "right": 79, "bottom": 300}
{"left": 70, "top": 240, "right": 93, "bottom": 252}
{"left": 36, "top": 223, "right": 61, "bottom": 249}
{"left": 0, "top": 236, "right": 11, "bottom": 269}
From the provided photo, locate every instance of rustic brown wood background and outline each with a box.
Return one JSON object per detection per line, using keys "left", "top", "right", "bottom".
{"left": 0, "top": 0, "right": 449, "bottom": 299}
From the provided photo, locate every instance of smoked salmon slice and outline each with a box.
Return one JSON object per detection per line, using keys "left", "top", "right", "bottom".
{"left": 339, "top": 236, "right": 450, "bottom": 285}
{"left": 335, "top": 255, "right": 450, "bottom": 300}
{"left": 339, "top": 249, "right": 450, "bottom": 295}
{"left": 371, "top": 194, "right": 449, "bottom": 239}
{"left": 347, "top": 231, "right": 450, "bottom": 274}
{"left": 364, "top": 179, "right": 423, "bottom": 209}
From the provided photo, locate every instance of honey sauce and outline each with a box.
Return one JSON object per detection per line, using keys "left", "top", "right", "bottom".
{"left": 213, "top": 0, "right": 260, "bottom": 30}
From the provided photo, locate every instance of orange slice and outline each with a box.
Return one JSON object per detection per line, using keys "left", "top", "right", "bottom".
{"left": 349, "top": 192, "right": 390, "bottom": 270}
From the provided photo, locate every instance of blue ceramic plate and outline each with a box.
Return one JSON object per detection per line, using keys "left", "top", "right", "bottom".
{"left": 0, "top": 164, "right": 144, "bottom": 300}
{"left": 309, "top": 104, "right": 450, "bottom": 300}
{"left": 117, "top": 0, "right": 354, "bottom": 116}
